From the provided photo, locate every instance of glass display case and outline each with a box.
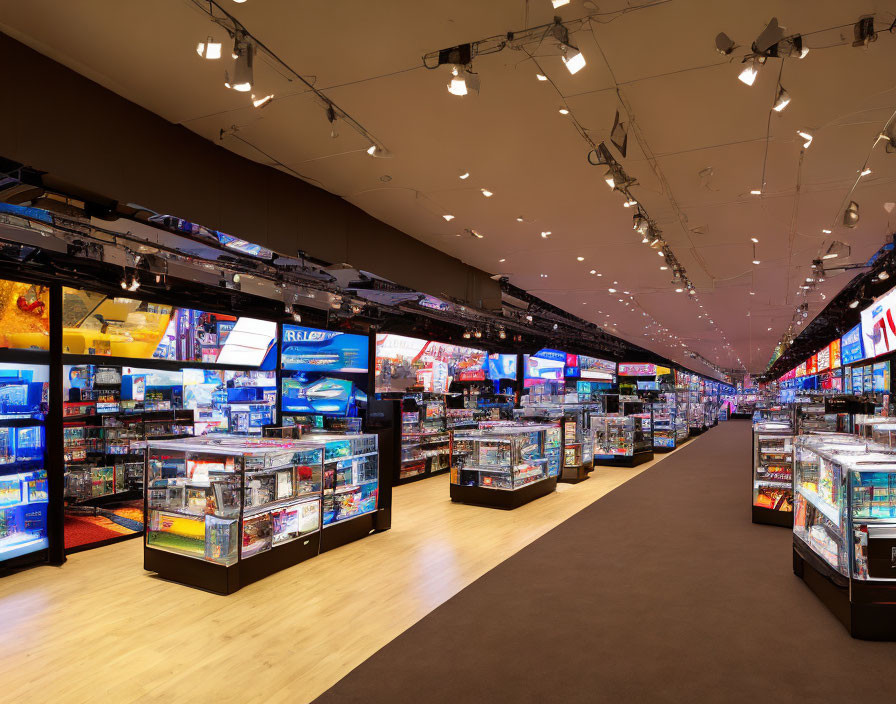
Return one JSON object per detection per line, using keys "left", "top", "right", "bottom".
{"left": 0, "top": 364, "right": 49, "bottom": 567}
{"left": 515, "top": 402, "right": 601, "bottom": 482}
{"left": 591, "top": 410, "right": 654, "bottom": 467}
{"left": 450, "top": 424, "right": 558, "bottom": 508}
{"left": 792, "top": 434, "right": 896, "bottom": 638}
{"left": 397, "top": 394, "right": 450, "bottom": 483}
{"left": 144, "top": 436, "right": 326, "bottom": 593}
{"left": 651, "top": 391, "right": 689, "bottom": 451}
{"left": 752, "top": 421, "right": 794, "bottom": 526}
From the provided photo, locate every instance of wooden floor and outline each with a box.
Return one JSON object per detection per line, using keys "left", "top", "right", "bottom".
{"left": 0, "top": 443, "right": 690, "bottom": 704}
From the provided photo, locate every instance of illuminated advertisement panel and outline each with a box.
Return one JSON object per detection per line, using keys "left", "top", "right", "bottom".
{"left": 816, "top": 346, "right": 830, "bottom": 372}
{"left": 374, "top": 334, "right": 486, "bottom": 393}
{"left": 861, "top": 288, "right": 896, "bottom": 358}
{"left": 829, "top": 339, "right": 841, "bottom": 369}
{"left": 281, "top": 325, "right": 368, "bottom": 373}
{"left": 618, "top": 363, "right": 656, "bottom": 377}
{"left": 523, "top": 349, "right": 565, "bottom": 388}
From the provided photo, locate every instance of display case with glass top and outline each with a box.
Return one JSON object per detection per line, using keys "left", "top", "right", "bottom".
{"left": 515, "top": 402, "right": 601, "bottom": 482}
{"left": 590, "top": 410, "right": 654, "bottom": 467}
{"left": 450, "top": 424, "right": 558, "bottom": 508}
{"left": 650, "top": 392, "right": 687, "bottom": 451}
{"left": 752, "top": 421, "right": 794, "bottom": 526}
{"left": 793, "top": 434, "right": 896, "bottom": 638}
{"left": 144, "top": 436, "right": 325, "bottom": 593}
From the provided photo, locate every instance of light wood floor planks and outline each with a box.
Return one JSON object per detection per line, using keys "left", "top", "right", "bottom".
{"left": 0, "top": 443, "right": 689, "bottom": 704}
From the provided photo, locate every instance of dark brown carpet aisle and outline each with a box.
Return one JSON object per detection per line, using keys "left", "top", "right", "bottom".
{"left": 315, "top": 421, "right": 896, "bottom": 704}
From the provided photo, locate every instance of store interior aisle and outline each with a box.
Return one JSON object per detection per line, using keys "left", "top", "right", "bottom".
{"left": 316, "top": 420, "right": 896, "bottom": 704}
{"left": 0, "top": 440, "right": 670, "bottom": 704}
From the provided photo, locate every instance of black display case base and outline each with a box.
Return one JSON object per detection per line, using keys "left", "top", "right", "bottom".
{"left": 145, "top": 532, "right": 321, "bottom": 595}
{"left": 593, "top": 450, "right": 654, "bottom": 468}
{"left": 793, "top": 539, "right": 896, "bottom": 640}
{"left": 394, "top": 465, "right": 449, "bottom": 486}
{"left": 653, "top": 445, "right": 675, "bottom": 453}
{"left": 559, "top": 464, "right": 589, "bottom": 483}
{"left": 321, "top": 511, "right": 384, "bottom": 553}
{"left": 752, "top": 505, "right": 793, "bottom": 527}
{"left": 450, "top": 477, "right": 558, "bottom": 509}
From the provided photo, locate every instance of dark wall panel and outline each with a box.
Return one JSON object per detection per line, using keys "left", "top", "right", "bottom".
{"left": 0, "top": 32, "right": 499, "bottom": 308}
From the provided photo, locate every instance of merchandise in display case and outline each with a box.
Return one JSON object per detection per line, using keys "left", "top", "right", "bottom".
{"left": 396, "top": 393, "right": 450, "bottom": 483}
{"left": 450, "top": 424, "right": 558, "bottom": 508}
{"left": 792, "top": 433, "right": 896, "bottom": 638}
{"left": 752, "top": 421, "right": 794, "bottom": 526}
{"left": 515, "top": 401, "right": 601, "bottom": 482}
{"left": 144, "top": 436, "right": 325, "bottom": 593}
{"left": 591, "top": 401, "right": 654, "bottom": 467}
{"left": 650, "top": 391, "right": 689, "bottom": 451}
{"left": 0, "top": 364, "right": 49, "bottom": 567}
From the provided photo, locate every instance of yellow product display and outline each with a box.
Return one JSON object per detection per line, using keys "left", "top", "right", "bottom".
{"left": 61, "top": 296, "right": 173, "bottom": 357}
{"left": 0, "top": 279, "right": 50, "bottom": 350}
{"left": 152, "top": 511, "right": 207, "bottom": 540}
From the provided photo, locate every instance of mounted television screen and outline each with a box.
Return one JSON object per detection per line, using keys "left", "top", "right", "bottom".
{"left": 636, "top": 381, "right": 659, "bottom": 391}
{"left": 374, "top": 334, "right": 486, "bottom": 393}
{"left": 281, "top": 325, "right": 369, "bottom": 373}
{"left": 523, "top": 349, "right": 565, "bottom": 387}
{"left": 576, "top": 355, "right": 616, "bottom": 381}
{"left": 872, "top": 361, "right": 891, "bottom": 393}
{"left": 487, "top": 354, "right": 518, "bottom": 381}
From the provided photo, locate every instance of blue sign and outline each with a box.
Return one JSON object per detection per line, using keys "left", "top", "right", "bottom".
{"left": 841, "top": 324, "right": 865, "bottom": 365}
{"left": 852, "top": 366, "right": 864, "bottom": 394}
{"left": 487, "top": 354, "right": 517, "bottom": 380}
{"left": 281, "top": 325, "right": 368, "bottom": 373}
{"left": 532, "top": 348, "right": 566, "bottom": 363}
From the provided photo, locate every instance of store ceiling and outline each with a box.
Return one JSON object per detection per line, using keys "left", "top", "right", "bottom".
{"left": 3, "top": 0, "right": 896, "bottom": 374}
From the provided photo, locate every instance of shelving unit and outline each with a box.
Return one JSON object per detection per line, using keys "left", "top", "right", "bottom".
{"left": 752, "top": 421, "right": 794, "bottom": 526}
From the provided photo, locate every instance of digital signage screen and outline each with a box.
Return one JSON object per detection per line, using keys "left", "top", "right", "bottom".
{"left": 861, "top": 288, "right": 896, "bottom": 358}
{"left": 841, "top": 324, "right": 864, "bottom": 365}
{"left": 618, "top": 363, "right": 656, "bottom": 377}
{"left": 829, "top": 339, "right": 841, "bottom": 369}
{"left": 281, "top": 325, "right": 369, "bottom": 373}
{"left": 571, "top": 355, "right": 616, "bottom": 381}
{"left": 852, "top": 366, "right": 864, "bottom": 394}
{"left": 816, "top": 346, "right": 830, "bottom": 372}
{"left": 873, "top": 361, "right": 891, "bottom": 393}
{"left": 806, "top": 354, "right": 818, "bottom": 376}
{"left": 487, "top": 354, "right": 518, "bottom": 381}
{"left": 523, "top": 349, "right": 566, "bottom": 387}
{"left": 374, "top": 334, "right": 486, "bottom": 393}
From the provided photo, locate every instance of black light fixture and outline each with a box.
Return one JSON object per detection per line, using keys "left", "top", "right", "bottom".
{"left": 843, "top": 201, "right": 860, "bottom": 228}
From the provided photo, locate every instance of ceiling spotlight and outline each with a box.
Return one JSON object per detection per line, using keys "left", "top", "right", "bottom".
{"left": 752, "top": 259, "right": 760, "bottom": 265}
{"left": 128, "top": 275, "right": 140, "bottom": 292}
{"left": 561, "top": 44, "right": 586, "bottom": 75}
{"left": 197, "top": 37, "right": 222, "bottom": 60}
{"left": 660, "top": 265, "right": 668, "bottom": 271}
{"left": 623, "top": 198, "right": 637, "bottom": 208}
{"left": 675, "top": 288, "right": 684, "bottom": 293}
{"left": 797, "top": 130, "right": 813, "bottom": 148}
{"left": 462, "top": 330, "right": 471, "bottom": 339}
{"left": 772, "top": 85, "right": 790, "bottom": 112}
{"left": 879, "top": 271, "right": 890, "bottom": 280}
{"left": 251, "top": 93, "right": 274, "bottom": 108}
{"left": 536, "top": 73, "right": 548, "bottom": 81}
{"left": 292, "top": 311, "right": 302, "bottom": 323}
{"left": 604, "top": 168, "right": 616, "bottom": 189}
{"left": 447, "top": 64, "right": 480, "bottom": 96}
{"left": 498, "top": 327, "right": 506, "bottom": 339}
{"left": 576, "top": 256, "right": 585, "bottom": 261}
{"left": 552, "top": 0, "right": 571, "bottom": 7}
{"left": 688, "top": 289, "right": 697, "bottom": 296}
{"left": 469, "top": 229, "right": 484, "bottom": 239}
{"left": 474, "top": 329, "right": 482, "bottom": 338}
{"left": 226, "top": 38, "right": 254, "bottom": 92}
{"left": 459, "top": 172, "right": 470, "bottom": 179}
{"left": 366, "top": 144, "right": 391, "bottom": 158}
{"left": 481, "top": 188, "right": 493, "bottom": 197}
{"left": 849, "top": 299, "right": 860, "bottom": 309}
{"left": 589, "top": 269, "right": 596, "bottom": 274}
{"left": 822, "top": 228, "right": 831, "bottom": 234}
{"left": 843, "top": 201, "right": 860, "bottom": 228}
{"left": 608, "top": 288, "right": 617, "bottom": 293}
{"left": 633, "top": 213, "right": 649, "bottom": 235}
{"left": 559, "top": 107, "right": 570, "bottom": 115}
{"left": 443, "top": 214, "right": 455, "bottom": 221}
{"left": 541, "top": 231, "right": 551, "bottom": 238}
{"left": 516, "top": 216, "right": 524, "bottom": 222}
{"left": 861, "top": 167, "right": 872, "bottom": 176}
{"left": 751, "top": 237, "right": 759, "bottom": 243}
{"left": 738, "top": 59, "right": 759, "bottom": 86}
{"left": 715, "top": 32, "right": 735, "bottom": 55}
{"left": 750, "top": 189, "right": 762, "bottom": 195}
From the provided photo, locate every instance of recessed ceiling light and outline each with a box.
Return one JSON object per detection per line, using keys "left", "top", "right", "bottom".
{"left": 541, "top": 231, "right": 551, "bottom": 238}
{"left": 589, "top": 269, "right": 596, "bottom": 275}
{"left": 559, "top": 107, "right": 570, "bottom": 115}
{"left": 751, "top": 237, "right": 759, "bottom": 243}
{"left": 660, "top": 265, "right": 668, "bottom": 270}
{"left": 576, "top": 256, "right": 584, "bottom": 261}
{"left": 481, "top": 188, "right": 493, "bottom": 197}
{"left": 750, "top": 189, "right": 762, "bottom": 195}
{"left": 536, "top": 73, "right": 548, "bottom": 81}
{"left": 540, "top": 274, "right": 548, "bottom": 278}
{"left": 861, "top": 168, "right": 872, "bottom": 176}
{"left": 459, "top": 172, "right": 470, "bottom": 179}
{"left": 822, "top": 228, "right": 831, "bottom": 234}
{"left": 749, "top": 291, "right": 755, "bottom": 295}
{"left": 623, "top": 291, "right": 630, "bottom": 295}
{"left": 498, "top": 258, "right": 506, "bottom": 263}
{"left": 443, "top": 214, "right": 455, "bottom": 221}
{"left": 675, "top": 288, "right": 684, "bottom": 293}
{"left": 516, "top": 216, "right": 524, "bottom": 222}
{"left": 752, "top": 259, "right": 760, "bottom": 265}
{"left": 608, "top": 288, "right": 617, "bottom": 293}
